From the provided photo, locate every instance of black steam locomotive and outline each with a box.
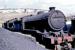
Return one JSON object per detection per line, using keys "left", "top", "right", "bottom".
{"left": 3, "top": 7, "right": 72, "bottom": 49}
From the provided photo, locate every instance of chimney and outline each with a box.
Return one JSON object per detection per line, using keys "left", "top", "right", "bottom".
{"left": 49, "top": 7, "right": 55, "bottom": 11}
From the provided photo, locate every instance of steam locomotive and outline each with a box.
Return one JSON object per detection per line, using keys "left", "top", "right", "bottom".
{"left": 3, "top": 7, "right": 73, "bottom": 50}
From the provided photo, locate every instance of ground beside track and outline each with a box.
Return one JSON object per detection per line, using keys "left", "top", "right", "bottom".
{"left": 0, "top": 28, "right": 49, "bottom": 50}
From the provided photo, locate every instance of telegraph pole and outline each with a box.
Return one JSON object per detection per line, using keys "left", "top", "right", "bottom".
{"left": 4, "top": 0, "right": 7, "bottom": 9}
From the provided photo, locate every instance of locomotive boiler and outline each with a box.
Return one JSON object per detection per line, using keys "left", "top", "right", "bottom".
{"left": 21, "top": 7, "right": 65, "bottom": 32}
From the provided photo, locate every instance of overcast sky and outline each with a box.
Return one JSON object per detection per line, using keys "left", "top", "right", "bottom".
{"left": 0, "top": 0, "right": 75, "bottom": 16}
